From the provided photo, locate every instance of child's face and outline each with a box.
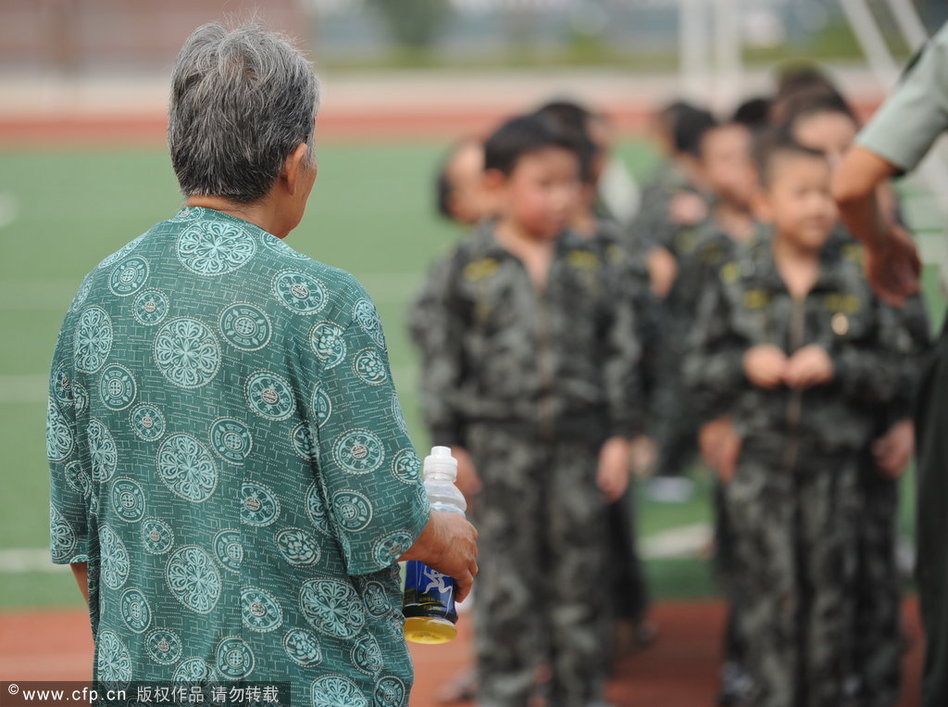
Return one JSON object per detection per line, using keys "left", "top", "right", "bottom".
{"left": 759, "top": 154, "right": 837, "bottom": 251}
{"left": 700, "top": 124, "right": 757, "bottom": 208}
{"left": 791, "top": 111, "right": 857, "bottom": 167}
{"left": 492, "top": 146, "right": 580, "bottom": 240}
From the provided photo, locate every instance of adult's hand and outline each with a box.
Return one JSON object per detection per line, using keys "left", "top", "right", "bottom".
{"left": 864, "top": 223, "right": 922, "bottom": 307}
{"left": 399, "top": 511, "right": 478, "bottom": 602}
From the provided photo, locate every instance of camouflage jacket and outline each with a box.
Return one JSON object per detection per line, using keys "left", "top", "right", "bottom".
{"left": 408, "top": 221, "right": 642, "bottom": 446}
{"left": 683, "top": 226, "right": 916, "bottom": 455}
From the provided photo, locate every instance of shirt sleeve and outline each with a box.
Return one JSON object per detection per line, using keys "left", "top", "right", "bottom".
{"left": 308, "top": 281, "right": 430, "bottom": 576}
{"left": 48, "top": 319, "right": 92, "bottom": 565}
{"left": 857, "top": 22, "right": 948, "bottom": 173}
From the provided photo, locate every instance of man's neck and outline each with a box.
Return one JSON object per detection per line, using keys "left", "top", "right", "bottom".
{"left": 185, "top": 195, "right": 290, "bottom": 239}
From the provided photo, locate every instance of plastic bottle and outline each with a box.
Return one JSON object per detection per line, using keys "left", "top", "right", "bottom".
{"left": 402, "top": 446, "right": 467, "bottom": 644}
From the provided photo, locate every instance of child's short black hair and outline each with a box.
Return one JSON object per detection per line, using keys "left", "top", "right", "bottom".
{"left": 732, "top": 96, "right": 773, "bottom": 132}
{"left": 483, "top": 113, "right": 581, "bottom": 176}
{"left": 671, "top": 104, "right": 718, "bottom": 158}
{"left": 434, "top": 159, "right": 454, "bottom": 221}
{"left": 777, "top": 88, "right": 858, "bottom": 131}
{"left": 753, "top": 129, "right": 828, "bottom": 188}
{"left": 533, "top": 100, "right": 599, "bottom": 185}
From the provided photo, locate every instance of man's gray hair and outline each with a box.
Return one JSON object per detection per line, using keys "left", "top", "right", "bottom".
{"left": 168, "top": 23, "right": 319, "bottom": 204}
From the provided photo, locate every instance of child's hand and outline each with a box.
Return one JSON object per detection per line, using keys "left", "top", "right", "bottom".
{"left": 742, "top": 344, "right": 788, "bottom": 388}
{"left": 597, "top": 436, "right": 632, "bottom": 502}
{"left": 699, "top": 416, "right": 742, "bottom": 483}
{"left": 872, "top": 419, "right": 914, "bottom": 479}
{"left": 784, "top": 344, "right": 834, "bottom": 389}
{"left": 451, "top": 446, "right": 482, "bottom": 502}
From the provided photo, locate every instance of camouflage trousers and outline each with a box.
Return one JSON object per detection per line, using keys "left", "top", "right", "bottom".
{"left": 851, "top": 459, "right": 902, "bottom": 707}
{"left": 724, "top": 448, "right": 862, "bottom": 707}
{"left": 466, "top": 423, "right": 610, "bottom": 707}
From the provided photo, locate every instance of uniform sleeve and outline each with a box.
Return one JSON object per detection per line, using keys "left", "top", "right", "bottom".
{"left": 413, "top": 251, "right": 470, "bottom": 448}
{"left": 681, "top": 273, "right": 747, "bottom": 423}
{"left": 48, "top": 320, "right": 92, "bottom": 565}
{"left": 310, "top": 285, "right": 430, "bottom": 576}
{"left": 857, "top": 22, "right": 948, "bottom": 173}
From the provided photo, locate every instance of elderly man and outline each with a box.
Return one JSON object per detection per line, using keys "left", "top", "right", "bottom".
{"left": 47, "top": 23, "right": 477, "bottom": 704}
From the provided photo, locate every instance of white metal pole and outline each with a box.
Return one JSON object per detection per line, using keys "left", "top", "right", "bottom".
{"left": 886, "top": 0, "right": 929, "bottom": 51}
{"left": 679, "top": 0, "right": 710, "bottom": 102}
{"left": 713, "top": 0, "right": 742, "bottom": 113}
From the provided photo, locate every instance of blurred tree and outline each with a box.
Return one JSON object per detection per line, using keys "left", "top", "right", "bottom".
{"left": 366, "top": 0, "right": 451, "bottom": 48}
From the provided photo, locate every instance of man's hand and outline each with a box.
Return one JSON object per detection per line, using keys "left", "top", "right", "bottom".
{"left": 597, "top": 436, "right": 632, "bottom": 502}
{"left": 400, "top": 511, "right": 479, "bottom": 603}
{"left": 872, "top": 419, "right": 915, "bottom": 480}
{"left": 864, "top": 224, "right": 922, "bottom": 307}
{"left": 784, "top": 344, "right": 834, "bottom": 389}
{"left": 451, "top": 446, "right": 482, "bottom": 502}
{"left": 699, "top": 417, "right": 741, "bottom": 483}
{"left": 742, "top": 344, "right": 788, "bottom": 389}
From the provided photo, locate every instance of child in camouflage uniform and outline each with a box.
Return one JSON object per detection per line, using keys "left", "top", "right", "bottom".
{"left": 685, "top": 134, "right": 912, "bottom": 707}
{"left": 414, "top": 113, "right": 642, "bottom": 706}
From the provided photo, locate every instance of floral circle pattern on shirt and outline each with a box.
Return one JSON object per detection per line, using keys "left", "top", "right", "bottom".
{"left": 311, "top": 675, "right": 367, "bottom": 707}
{"left": 353, "top": 348, "right": 387, "bottom": 386}
{"left": 209, "top": 417, "right": 253, "bottom": 464}
{"left": 172, "top": 657, "right": 212, "bottom": 682}
{"left": 283, "top": 628, "right": 323, "bottom": 667}
{"left": 99, "top": 364, "right": 137, "bottom": 411}
{"left": 132, "top": 288, "right": 170, "bottom": 326}
{"left": 391, "top": 449, "right": 421, "bottom": 486}
{"left": 291, "top": 421, "right": 318, "bottom": 462}
{"left": 310, "top": 382, "right": 333, "bottom": 426}
{"left": 177, "top": 220, "right": 257, "bottom": 276}
{"left": 213, "top": 528, "right": 243, "bottom": 573}
{"left": 273, "top": 270, "right": 328, "bottom": 315}
{"left": 350, "top": 633, "right": 383, "bottom": 677}
{"left": 74, "top": 306, "right": 113, "bottom": 373}
{"left": 300, "top": 579, "right": 366, "bottom": 639}
{"left": 276, "top": 527, "right": 321, "bottom": 567}
{"left": 145, "top": 628, "right": 182, "bottom": 666}
{"left": 153, "top": 317, "right": 221, "bottom": 389}
{"left": 100, "top": 525, "right": 130, "bottom": 590}
{"left": 240, "top": 480, "right": 281, "bottom": 527}
{"left": 353, "top": 299, "right": 386, "bottom": 349}
{"left": 96, "top": 630, "right": 132, "bottom": 682}
{"left": 50, "top": 504, "right": 76, "bottom": 563}
{"left": 64, "top": 460, "right": 91, "bottom": 499}
{"left": 156, "top": 434, "right": 218, "bottom": 503}
{"left": 332, "top": 490, "right": 374, "bottom": 532}
{"left": 216, "top": 636, "right": 255, "bottom": 679}
{"left": 141, "top": 517, "right": 174, "bottom": 555}
{"left": 374, "top": 677, "right": 407, "bottom": 707}
{"left": 305, "top": 481, "right": 333, "bottom": 536}
{"left": 332, "top": 429, "right": 385, "bottom": 475}
{"left": 129, "top": 403, "right": 166, "bottom": 442}
{"left": 88, "top": 418, "right": 118, "bottom": 482}
{"left": 245, "top": 370, "right": 296, "bottom": 421}
{"left": 46, "top": 400, "right": 73, "bottom": 463}
{"left": 108, "top": 256, "right": 150, "bottom": 297}
{"left": 309, "top": 321, "right": 347, "bottom": 369}
{"left": 120, "top": 587, "right": 152, "bottom": 633}
{"left": 219, "top": 302, "right": 272, "bottom": 351}
{"left": 242, "top": 586, "right": 284, "bottom": 633}
{"left": 111, "top": 478, "right": 146, "bottom": 523}
{"left": 166, "top": 545, "right": 222, "bottom": 615}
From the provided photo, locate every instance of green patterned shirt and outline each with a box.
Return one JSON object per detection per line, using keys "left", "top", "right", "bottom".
{"left": 47, "top": 206, "right": 429, "bottom": 705}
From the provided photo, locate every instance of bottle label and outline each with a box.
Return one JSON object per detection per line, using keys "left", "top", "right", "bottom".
{"left": 402, "top": 560, "right": 457, "bottom": 623}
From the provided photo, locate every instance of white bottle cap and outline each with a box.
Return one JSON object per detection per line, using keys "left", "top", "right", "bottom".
{"left": 423, "top": 446, "right": 458, "bottom": 480}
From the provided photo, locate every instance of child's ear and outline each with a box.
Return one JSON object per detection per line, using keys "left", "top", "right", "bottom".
{"left": 482, "top": 168, "right": 507, "bottom": 193}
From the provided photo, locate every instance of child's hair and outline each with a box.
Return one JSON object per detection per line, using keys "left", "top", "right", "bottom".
{"left": 753, "top": 129, "right": 827, "bottom": 188}
{"left": 671, "top": 104, "right": 718, "bottom": 158}
{"left": 483, "top": 113, "right": 581, "bottom": 176}
{"left": 776, "top": 88, "right": 859, "bottom": 132}
{"left": 775, "top": 62, "right": 838, "bottom": 101}
{"left": 732, "top": 96, "right": 773, "bottom": 133}
{"left": 533, "top": 99, "right": 599, "bottom": 185}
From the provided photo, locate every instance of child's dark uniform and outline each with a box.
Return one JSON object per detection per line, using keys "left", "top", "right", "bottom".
{"left": 684, "top": 228, "right": 911, "bottom": 707}
{"left": 412, "top": 221, "right": 642, "bottom": 706}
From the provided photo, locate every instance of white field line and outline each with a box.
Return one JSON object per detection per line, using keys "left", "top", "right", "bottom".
{"left": 0, "top": 523, "right": 712, "bottom": 574}
{"left": 0, "top": 192, "right": 18, "bottom": 229}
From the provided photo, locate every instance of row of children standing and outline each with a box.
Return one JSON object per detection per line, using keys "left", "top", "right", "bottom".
{"left": 408, "top": 64, "right": 931, "bottom": 707}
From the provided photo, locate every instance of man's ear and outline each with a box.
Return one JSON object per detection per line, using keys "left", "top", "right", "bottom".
{"left": 482, "top": 168, "right": 506, "bottom": 195}
{"left": 283, "top": 143, "right": 314, "bottom": 196}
